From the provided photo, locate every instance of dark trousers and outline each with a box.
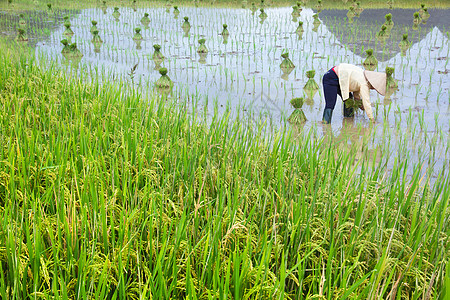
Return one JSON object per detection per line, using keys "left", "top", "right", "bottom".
{"left": 322, "top": 68, "right": 354, "bottom": 117}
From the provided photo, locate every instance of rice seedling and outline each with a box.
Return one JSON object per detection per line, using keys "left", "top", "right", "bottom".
{"left": 362, "top": 49, "right": 378, "bottom": 71}
{"left": 288, "top": 97, "right": 307, "bottom": 124}
{"left": 303, "top": 70, "right": 319, "bottom": 100}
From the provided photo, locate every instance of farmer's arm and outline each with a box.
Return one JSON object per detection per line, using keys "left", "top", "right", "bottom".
{"left": 360, "top": 84, "right": 374, "bottom": 121}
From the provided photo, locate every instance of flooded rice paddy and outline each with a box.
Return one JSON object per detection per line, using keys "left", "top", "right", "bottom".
{"left": 3, "top": 4, "right": 450, "bottom": 181}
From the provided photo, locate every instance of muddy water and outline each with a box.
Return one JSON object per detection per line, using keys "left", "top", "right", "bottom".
{"left": 27, "top": 6, "right": 450, "bottom": 182}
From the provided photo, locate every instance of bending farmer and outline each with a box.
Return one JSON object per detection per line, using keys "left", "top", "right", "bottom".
{"left": 322, "top": 63, "right": 386, "bottom": 124}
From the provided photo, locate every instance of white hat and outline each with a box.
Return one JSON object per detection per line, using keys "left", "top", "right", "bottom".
{"left": 364, "top": 70, "right": 386, "bottom": 96}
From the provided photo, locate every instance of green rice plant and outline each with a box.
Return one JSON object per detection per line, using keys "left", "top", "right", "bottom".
{"left": 18, "top": 13, "right": 26, "bottom": 28}
{"left": 221, "top": 24, "right": 229, "bottom": 38}
{"left": 291, "top": 5, "right": 300, "bottom": 18}
{"left": 280, "top": 52, "right": 295, "bottom": 75}
{"left": 316, "top": 0, "right": 323, "bottom": 12}
{"left": 384, "top": 13, "right": 394, "bottom": 31}
{"left": 259, "top": 8, "right": 267, "bottom": 23}
{"left": 16, "top": 27, "right": 28, "bottom": 42}
{"left": 347, "top": 6, "right": 355, "bottom": 23}
{"left": 287, "top": 97, "right": 307, "bottom": 124}
{"left": 421, "top": 7, "right": 430, "bottom": 24}
{"left": 60, "top": 38, "right": 70, "bottom": 55}
{"left": 141, "top": 13, "right": 150, "bottom": 27}
{"left": 91, "top": 29, "right": 103, "bottom": 53}
{"left": 112, "top": 6, "right": 120, "bottom": 20}
{"left": 182, "top": 16, "right": 191, "bottom": 36}
{"left": 377, "top": 24, "right": 389, "bottom": 41}
{"left": 413, "top": 11, "right": 421, "bottom": 29}
{"left": 398, "top": 33, "right": 411, "bottom": 55}
{"left": 312, "top": 14, "right": 321, "bottom": 32}
{"left": 155, "top": 67, "right": 173, "bottom": 94}
{"left": 68, "top": 42, "right": 83, "bottom": 59}
{"left": 363, "top": 48, "right": 378, "bottom": 71}
{"left": 90, "top": 20, "right": 98, "bottom": 34}
{"left": 304, "top": 70, "right": 319, "bottom": 99}
{"left": 386, "top": 66, "right": 398, "bottom": 90}
{"left": 173, "top": 6, "right": 180, "bottom": 19}
{"left": 250, "top": 2, "right": 257, "bottom": 14}
{"left": 197, "top": 38, "right": 208, "bottom": 54}
{"left": 133, "top": 27, "right": 143, "bottom": 41}
{"left": 152, "top": 44, "right": 165, "bottom": 66}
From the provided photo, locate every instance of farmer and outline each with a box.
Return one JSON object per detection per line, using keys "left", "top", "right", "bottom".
{"left": 321, "top": 63, "right": 386, "bottom": 124}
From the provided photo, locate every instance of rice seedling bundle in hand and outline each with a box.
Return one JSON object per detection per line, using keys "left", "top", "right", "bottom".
{"left": 363, "top": 49, "right": 378, "bottom": 71}
{"left": 288, "top": 97, "right": 307, "bottom": 124}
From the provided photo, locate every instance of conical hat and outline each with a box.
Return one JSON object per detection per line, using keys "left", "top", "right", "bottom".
{"left": 364, "top": 70, "right": 386, "bottom": 96}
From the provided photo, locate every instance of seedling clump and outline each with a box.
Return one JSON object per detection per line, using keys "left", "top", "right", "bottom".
{"left": 304, "top": 70, "right": 319, "bottom": 99}
{"left": 173, "top": 6, "right": 180, "bottom": 18}
{"left": 363, "top": 49, "right": 378, "bottom": 71}
{"left": 259, "top": 8, "right": 268, "bottom": 22}
{"left": 112, "top": 7, "right": 120, "bottom": 20}
{"left": 152, "top": 44, "right": 165, "bottom": 65}
{"left": 386, "top": 67, "right": 398, "bottom": 90}
{"left": 90, "top": 20, "right": 98, "bottom": 34}
{"left": 197, "top": 39, "right": 208, "bottom": 54}
{"left": 182, "top": 17, "right": 191, "bottom": 35}
{"left": 377, "top": 25, "right": 388, "bottom": 40}
{"left": 16, "top": 28, "right": 28, "bottom": 42}
{"left": 288, "top": 97, "right": 307, "bottom": 125}
{"left": 19, "top": 13, "right": 26, "bottom": 28}
{"left": 133, "top": 28, "right": 143, "bottom": 41}
{"left": 221, "top": 24, "right": 229, "bottom": 37}
{"left": 68, "top": 42, "right": 83, "bottom": 59}
{"left": 421, "top": 8, "right": 430, "bottom": 24}
{"left": 155, "top": 67, "right": 173, "bottom": 94}
{"left": 280, "top": 52, "right": 295, "bottom": 75}
{"left": 413, "top": 12, "right": 421, "bottom": 25}
{"left": 91, "top": 30, "right": 103, "bottom": 53}
{"left": 398, "top": 33, "right": 411, "bottom": 54}
{"left": 63, "top": 23, "right": 74, "bottom": 38}
{"left": 141, "top": 13, "right": 150, "bottom": 26}
{"left": 312, "top": 14, "right": 321, "bottom": 31}
{"left": 384, "top": 13, "right": 394, "bottom": 31}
